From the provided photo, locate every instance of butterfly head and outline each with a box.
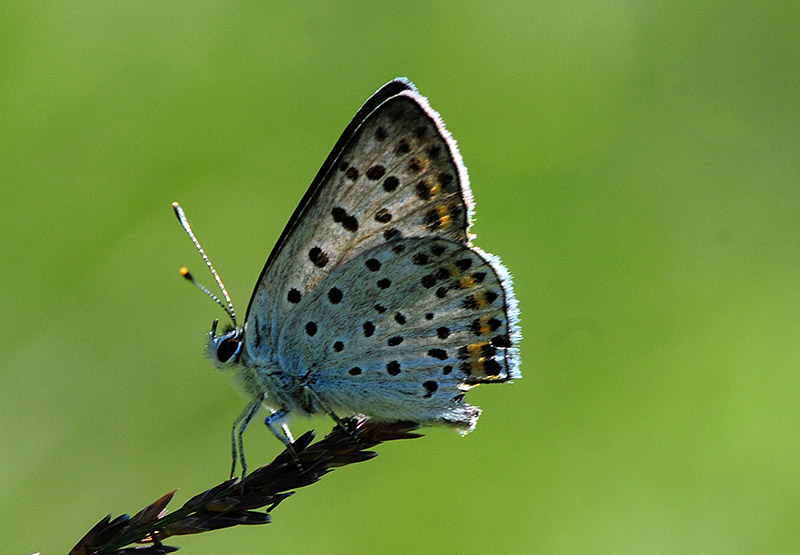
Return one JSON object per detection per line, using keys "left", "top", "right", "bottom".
{"left": 206, "top": 318, "right": 244, "bottom": 368}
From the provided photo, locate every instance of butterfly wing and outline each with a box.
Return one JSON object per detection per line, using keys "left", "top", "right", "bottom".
{"left": 275, "top": 236, "right": 520, "bottom": 430}
{"left": 242, "top": 79, "right": 520, "bottom": 429}
{"left": 244, "top": 79, "right": 477, "bottom": 355}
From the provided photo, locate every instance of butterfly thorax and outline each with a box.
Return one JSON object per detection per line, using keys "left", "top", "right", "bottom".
{"left": 207, "top": 322, "right": 315, "bottom": 416}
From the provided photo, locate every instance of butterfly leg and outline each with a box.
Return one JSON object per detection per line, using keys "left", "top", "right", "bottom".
{"left": 264, "top": 408, "right": 298, "bottom": 460}
{"left": 303, "top": 385, "right": 363, "bottom": 445}
{"left": 280, "top": 422, "right": 295, "bottom": 443}
{"left": 231, "top": 399, "right": 261, "bottom": 480}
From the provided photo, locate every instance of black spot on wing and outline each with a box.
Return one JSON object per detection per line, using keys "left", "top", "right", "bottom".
{"left": 327, "top": 287, "right": 343, "bottom": 304}
{"left": 308, "top": 247, "right": 328, "bottom": 268}
{"left": 383, "top": 176, "right": 399, "bottom": 192}
{"left": 331, "top": 207, "right": 358, "bottom": 232}
{"left": 375, "top": 208, "right": 392, "bottom": 223}
{"left": 366, "top": 165, "right": 386, "bottom": 180}
{"left": 422, "top": 380, "right": 438, "bottom": 398}
{"left": 287, "top": 288, "right": 301, "bottom": 303}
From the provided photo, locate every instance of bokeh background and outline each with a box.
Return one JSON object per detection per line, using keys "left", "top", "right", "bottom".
{"left": 2, "top": 3, "right": 798, "bottom": 553}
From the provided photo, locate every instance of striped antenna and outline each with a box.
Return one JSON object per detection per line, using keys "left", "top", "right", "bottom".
{"left": 172, "top": 202, "right": 238, "bottom": 327}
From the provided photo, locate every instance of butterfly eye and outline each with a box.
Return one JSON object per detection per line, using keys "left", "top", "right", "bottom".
{"left": 216, "top": 335, "right": 241, "bottom": 363}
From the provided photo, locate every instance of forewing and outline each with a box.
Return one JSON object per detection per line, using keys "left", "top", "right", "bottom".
{"left": 245, "top": 81, "right": 476, "bottom": 357}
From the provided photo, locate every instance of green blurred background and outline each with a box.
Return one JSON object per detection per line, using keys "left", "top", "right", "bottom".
{"left": 2, "top": 2, "right": 798, "bottom": 553}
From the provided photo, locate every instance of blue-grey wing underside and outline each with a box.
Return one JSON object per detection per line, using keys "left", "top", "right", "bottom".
{"left": 241, "top": 79, "right": 520, "bottom": 426}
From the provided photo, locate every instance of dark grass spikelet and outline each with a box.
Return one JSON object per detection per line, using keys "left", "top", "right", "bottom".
{"left": 69, "top": 418, "right": 421, "bottom": 554}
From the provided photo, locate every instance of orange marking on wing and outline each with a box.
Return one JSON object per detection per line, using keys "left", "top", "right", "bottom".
{"left": 436, "top": 204, "right": 451, "bottom": 228}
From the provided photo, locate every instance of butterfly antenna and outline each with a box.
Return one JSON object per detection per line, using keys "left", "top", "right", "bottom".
{"left": 172, "top": 202, "right": 238, "bottom": 327}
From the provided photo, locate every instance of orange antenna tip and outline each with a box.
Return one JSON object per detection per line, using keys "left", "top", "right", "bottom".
{"left": 173, "top": 202, "right": 238, "bottom": 326}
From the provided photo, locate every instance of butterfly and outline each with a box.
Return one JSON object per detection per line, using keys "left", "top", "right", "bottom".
{"left": 174, "top": 78, "right": 521, "bottom": 476}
